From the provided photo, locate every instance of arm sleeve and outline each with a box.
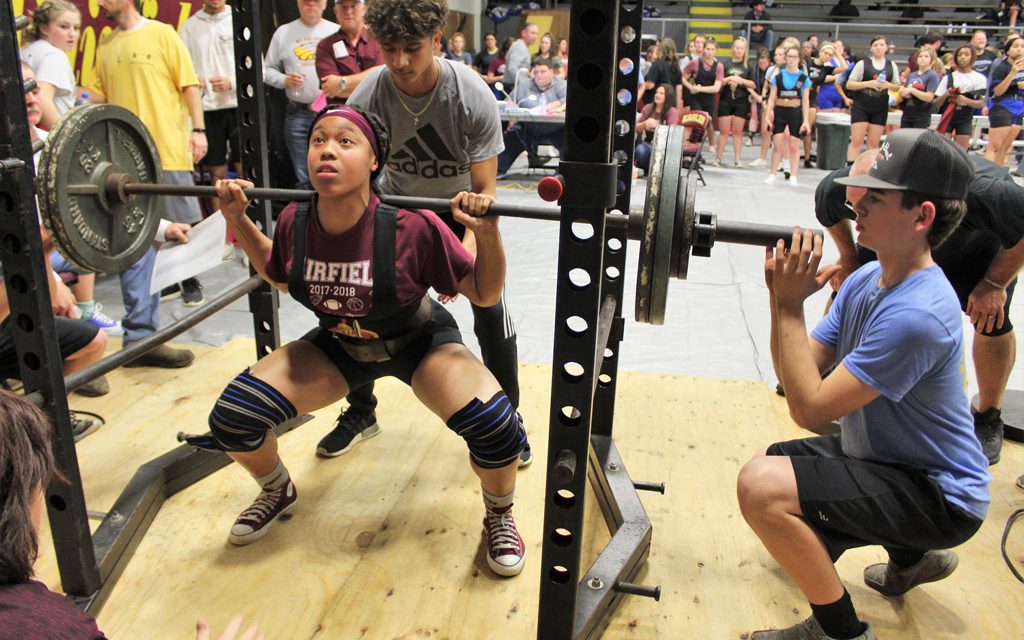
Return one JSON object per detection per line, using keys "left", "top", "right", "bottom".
{"left": 465, "top": 80, "right": 505, "bottom": 161}
{"left": 847, "top": 60, "right": 865, "bottom": 83}
{"left": 810, "top": 289, "right": 842, "bottom": 348}
{"left": 972, "top": 178, "right": 1024, "bottom": 247}
{"left": 683, "top": 59, "right": 698, "bottom": 78}
{"left": 504, "top": 44, "right": 529, "bottom": 84}
{"left": 935, "top": 74, "right": 949, "bottom": 96}
{"left": 814, "top": 168, "right": 855, "bottom": 227}
{"left": 408, "top": 211, "right": 474, "bottom": 296}
{"left": 665, "top": 106, "right": 680, "bottom": 125}
{"left": 264, "top": 204, "right": 296, "bottom": 283}
{"left": 315, "top": 38, "right": 337, "bottom": 81}
{"left": 166, "top": 29, "right": 200, "bottom": 90}
{"left": 715, "top": 63, "right": 725, "bottom": 81}
{"left": 262, "top": 33, "right": 287, "bottom": 89}
{"left": 924, "top": 71, "right": 940, "bottom": 92}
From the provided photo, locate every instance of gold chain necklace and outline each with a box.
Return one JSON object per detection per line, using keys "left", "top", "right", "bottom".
{"left": 394, "top": 60, "right": 441, "bottom": 127}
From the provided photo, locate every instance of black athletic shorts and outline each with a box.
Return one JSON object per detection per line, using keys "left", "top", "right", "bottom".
{"left": 899, "top": 110, "right": 932, "bottom": 129}
{"left": 300, "top": 301, "right": 464, "bottom": 391}
{"left": 935, "top": 228, "right": 1016, "bottom": 336}
{"left": 772, "top": 105, "right": 803, "bottom": 136}
{"left": 851, "top": 102, "right": 888, "bottom": 126}
{"left": 718, "top": 99, "right": 751, "bottom": 119}
{"left": 988, "top": 104, "right": 1024, "bottom": 128}
{"left": 203, "top": 108, "right": 240, "bottom": 167}
{"left": 950, "top": 109, "right": 974, "bottom": 136}
{"left": 767, "top": 434, "right": 983, "bottom": 561}
{"left": 0, "top": 316, "right": 98, "bottom": 380}
{"left": 688, "top": 93, "right": 716, "bottom": 116}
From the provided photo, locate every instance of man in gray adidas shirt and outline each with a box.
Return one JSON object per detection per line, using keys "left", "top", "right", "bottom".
{"left": 330, "top": 0, "right": 529, "bottom": 468}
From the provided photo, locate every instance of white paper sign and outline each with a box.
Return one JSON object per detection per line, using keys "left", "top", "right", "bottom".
{"left": 150, "top": 212, "right": 227, "bottom": 295}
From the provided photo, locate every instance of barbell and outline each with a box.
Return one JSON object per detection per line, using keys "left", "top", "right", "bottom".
{"left": 36, "top": 104, "right": 820, "bottom": 325}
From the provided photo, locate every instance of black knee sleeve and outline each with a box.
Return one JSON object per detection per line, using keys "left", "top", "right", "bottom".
{"left": 208, "top": 370, "right": 297, "bottom": 452}
{"left": 446, "top": 391, "right": 526, "bottom": 469}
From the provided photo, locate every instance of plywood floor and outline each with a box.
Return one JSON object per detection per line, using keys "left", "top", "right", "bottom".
{"left": 34, "top": 339, "right": 1024, "bottom": 639}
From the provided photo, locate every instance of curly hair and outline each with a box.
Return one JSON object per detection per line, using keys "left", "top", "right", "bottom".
{"left": 364, "top": 0, "right": 447, "bottom": 45}
{"left": 0, "top": 392, "right": 59, "bottom": 585}
{"left": 308, "top": 105, "right": 392, "bottom": 188}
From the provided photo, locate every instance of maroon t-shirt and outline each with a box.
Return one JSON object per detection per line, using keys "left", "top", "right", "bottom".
{"left": 265, "top": 194, "right": 473, "bottom": 339}
{"left": 0, "top": 580, "right": 106, "bottom": 639}
{"left": 315, "top": 26, "right": 383, "bottom": 104}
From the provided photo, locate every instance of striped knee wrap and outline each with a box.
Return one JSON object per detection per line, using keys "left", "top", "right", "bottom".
{"left": 208, "top": 370, "right": 297, "bottom": 452}
{"left": 446, "top": 392, "right": 526, "bottom": 469}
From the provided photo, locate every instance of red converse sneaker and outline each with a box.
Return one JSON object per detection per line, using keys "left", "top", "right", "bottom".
{"left": 483, "top": 505, "right": 526, "bottom": 577}
{"left": 228, "top": 479, "right": 297, "bottom": 545}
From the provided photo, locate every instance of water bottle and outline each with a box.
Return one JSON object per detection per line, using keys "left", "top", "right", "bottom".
{"left": 75, "top": 91, "right": 89, "bottom": 106}
{"left": 538, "top": 92, "right": 547, "bottom": 114}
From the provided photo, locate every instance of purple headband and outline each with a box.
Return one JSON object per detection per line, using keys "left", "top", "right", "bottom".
{"left": 311, "top": 106, "right": 379, "bottom": 158}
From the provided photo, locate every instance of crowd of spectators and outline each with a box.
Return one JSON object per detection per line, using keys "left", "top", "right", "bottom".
{"left": 630, "top": 24, "right": 1024, "bottom": 183}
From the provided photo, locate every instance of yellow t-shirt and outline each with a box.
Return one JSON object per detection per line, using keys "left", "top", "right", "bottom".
{"left": 89, "top": 21, "right": 199, "bottom": 171}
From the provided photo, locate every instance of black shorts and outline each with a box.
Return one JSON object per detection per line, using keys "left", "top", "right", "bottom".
{"left": 766, "top": 434, "right": 983, "bottom": 561}
{"left": 300, "top": 301, "right": 464, "bottom": 390}
{"left": 718, "top": 99, "right": 750, "bottom": 119}
{"left": 0, "top": 316, "right": 98, "bottom": 380}
{"left": 899, "top": 110, "right": 932, "bottom": 129}
{"left": 688, "top": 93, "right": 716, "bottom": 116}
{"left": 204, "top": 108, "right": 240, "bottom": 167}
{"left": 988, "top": 103, "right": 1024, "bottom": 128}
{"left": 772, "top": 105, "right": 803, "bottom": 136}
{"left": 948, "top": 108, "right": 975, "bottom": 136}
{"left": 935, "top": 228, "right": 1016, "bottom": 336}
{"left": 851, "top": 102, "right": 888, "bottom": 126}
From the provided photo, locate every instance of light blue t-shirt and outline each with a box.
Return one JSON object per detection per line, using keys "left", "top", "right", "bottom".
{"left": 811, "top": 262, "right": 990, "bottom": 520}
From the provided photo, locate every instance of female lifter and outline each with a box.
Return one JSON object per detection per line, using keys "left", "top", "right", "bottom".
{"left": 210, "top": 106, "right": 528, "bottom": 577}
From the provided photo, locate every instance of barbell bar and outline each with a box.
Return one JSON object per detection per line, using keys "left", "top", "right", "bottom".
{"left": 37, "top": 104, "right": 821, "bottom": 325}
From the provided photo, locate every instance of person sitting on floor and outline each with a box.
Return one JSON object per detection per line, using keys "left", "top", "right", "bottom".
{"left": 738, "top": 129, "right": 991, "bottom": 639}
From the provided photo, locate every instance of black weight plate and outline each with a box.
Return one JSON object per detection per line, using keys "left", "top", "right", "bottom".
{"left": 672, "top": 171, "right": 698, "bottom": 280}
{"left": 37, "top": 104, "right": 162, "bottom": 272}
{"left": 648, "top": 125, "right": 685, "bottom": 325}
{"left": 634, "top": 125, "right": 670, "bottom": 324}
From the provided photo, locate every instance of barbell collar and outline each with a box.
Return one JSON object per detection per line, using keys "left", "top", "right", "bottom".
{"left": 15, "top": 15, "right": 29, "bottom": 31}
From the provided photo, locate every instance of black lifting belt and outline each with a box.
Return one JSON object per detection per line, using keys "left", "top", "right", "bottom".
{"left": 332, "top": 294, "right": 434, "bottom": 363}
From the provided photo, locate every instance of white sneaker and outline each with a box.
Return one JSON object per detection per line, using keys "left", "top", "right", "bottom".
{"left": 710, "top": 156, "right": 721, "bottom": 167}
{"left": 789, "top": 176, "right": 800, "bottom": 187}
{"left": 750, "top": 158, "right": 766, "bottom": 167}
{"left": 734, "top": 159, "right": 744, "bottom": 168}
{"left": 764, "top": 174, "right": 777, "bottom": 185}
{"left": 744, "top": 136, "right": 753, "bottom": 146}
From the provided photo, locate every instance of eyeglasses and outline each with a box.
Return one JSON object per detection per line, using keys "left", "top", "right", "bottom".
{"left": 844, "top": 198, "right": 855, "bottom": 212}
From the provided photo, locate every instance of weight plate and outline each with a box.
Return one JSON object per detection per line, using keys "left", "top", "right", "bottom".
{"left": 37, "top": 104, "right": 162, "bottom": 272}
{"left": 648, "top": 125, "right": 685, "bottom": 325}
{"left": 634, "top": 125, "right": 670, "bottom": 324}
{"left": 672, "top": 171, "right": 698, "bottom": 280}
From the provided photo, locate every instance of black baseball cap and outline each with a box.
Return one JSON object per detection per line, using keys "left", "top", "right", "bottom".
{"left": 835, "top": 129, "right": 973, "bottom": 200}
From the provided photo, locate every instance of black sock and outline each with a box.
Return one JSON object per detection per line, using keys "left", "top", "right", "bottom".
{"left": 888, "top": 548, "right": 925, "bottom": 569}
{"left": 810, "top": 589, "right": 865, "bottom": 640}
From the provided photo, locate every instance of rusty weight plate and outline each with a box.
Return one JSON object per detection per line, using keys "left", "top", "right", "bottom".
{"left": 37, "top": 104, "right": 162, "bottom": 272}
{"left": 647, "top": 124, "right": 685, "bottom": 325}
{"left": 634, "top": 124, "right": 670, "bottom": 324}
{"left": 672, "top": 170, "right": 698, "bottom": 280}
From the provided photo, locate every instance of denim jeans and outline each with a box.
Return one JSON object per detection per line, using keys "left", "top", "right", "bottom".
{"left": 119, "top": 245, "right": 159, "bottom": 345}
{"left": 284, "top": 106, "right": 316, "bottom": 188}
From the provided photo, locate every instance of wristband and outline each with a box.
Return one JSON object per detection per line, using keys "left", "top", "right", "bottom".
{"left": 983, "top": 276, "right": 1008, "bottom": 290}
{"left": 192, "top": 128, "right": 206, "bottom": 133}
{"left": 340, "top": 76, "right": 348, "bottom": 92}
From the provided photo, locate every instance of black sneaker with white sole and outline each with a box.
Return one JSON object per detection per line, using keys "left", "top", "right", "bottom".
{"left": 71, "top": 412, "right": 101, "bottom": 442}
{"left": 316, "top": 407, "right": 381, "bottom": 457}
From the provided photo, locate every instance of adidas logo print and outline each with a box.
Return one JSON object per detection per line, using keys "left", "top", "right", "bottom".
{"left": 388, "top": 123, "right": 470, "bottom": 179}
